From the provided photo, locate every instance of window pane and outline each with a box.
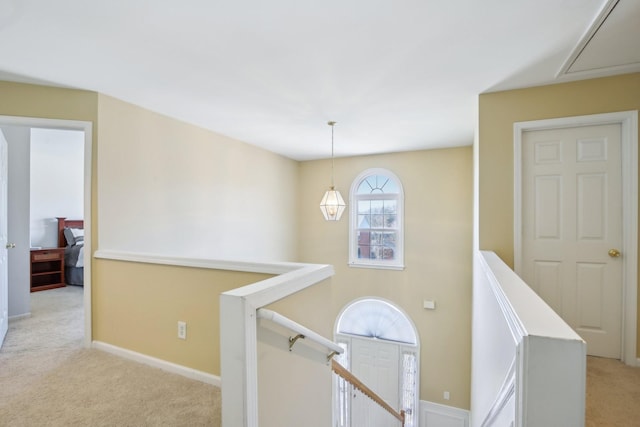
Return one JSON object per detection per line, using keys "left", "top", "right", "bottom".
{"left": 369, "top": 245, "right": 378, "bottom": 259}
{"left": 382, "top": 232, "right": 396, "bottom": 246}
{"left": 383, "top": 200, "right": 397, "bottom": 214}
{"left": 364, "top": 232, "right": 397, "bottom": 260}
{"left": 356, "top": 174, "right": 400, "bottom": 195}
{"left": 357, "top": 245, "right": 371, "bottom": 259}
{"left": 382, "top": 178, "right": 399, "bottom": 194}
{"left": 371, "top": 214, "right": 384, "bottom": 228}
{"left": 357, "top": 231, "right": 371, "bottom": 259}
{"left": 356, "top": 180, "right": 372, "bottom": 194}
{"left": 371, "top": 200, "right": 383, "bottom": 212}
{"left": 358, "top": 215, "right": 370, "bottom": 229}
{"left": 402, "top": 352, "right": 417, "bottom": 427}
{"left": 385, "top": 214, "right": 397, "bottom": 229}
{"left": 358, "top": 200, "right": 371, "bottom": 214}
{"left": 369, "top": 245, "right": 395, "bottom": 260}
{"left": 357, "top": 230, "right": 370, "bottom": 243}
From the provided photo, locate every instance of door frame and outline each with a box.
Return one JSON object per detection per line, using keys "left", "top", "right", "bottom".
{"left": 0, "top": 115, "right": 92, "bottom": 348}
{"left": 513, "top": 110, "right": 638, "bottom": 366}
{"left": 334, "top": 297, "right": 420, "bottom": 426}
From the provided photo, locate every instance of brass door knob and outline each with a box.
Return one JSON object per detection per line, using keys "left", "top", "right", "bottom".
{"left": 608, "top": 249, "right": 621, "bottom": 257}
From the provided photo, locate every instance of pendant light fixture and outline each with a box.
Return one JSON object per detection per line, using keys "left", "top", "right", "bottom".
{"left": 319, "top": 121, "right": 346, "bottom": 221}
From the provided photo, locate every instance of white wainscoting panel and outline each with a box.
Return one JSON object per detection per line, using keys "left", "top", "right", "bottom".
{"left": 420, "top": 401, "right": 469, "bottom": 427}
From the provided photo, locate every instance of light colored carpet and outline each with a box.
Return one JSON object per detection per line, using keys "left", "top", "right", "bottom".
{"left": 2, "top": 286, "right": 638, "bottom": 426}
{"left": 586, "top": 355, "right": 640, "bottom": 427}
{"left": 0, "top": 286, "right": 220, "bottom": 426}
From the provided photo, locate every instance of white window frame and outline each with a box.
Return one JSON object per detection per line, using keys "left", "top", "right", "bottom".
{"left": 348, "top": 168, "right": 404, "bottom": 270}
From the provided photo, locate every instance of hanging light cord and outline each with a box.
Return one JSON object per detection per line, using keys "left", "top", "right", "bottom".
{"left": 329, "top": 121, "right": 336, "bottom": 188}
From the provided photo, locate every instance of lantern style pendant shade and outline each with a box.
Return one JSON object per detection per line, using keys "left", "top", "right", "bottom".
{"left": 319, "top": 121, "right": 346, "bottom": 221}
{"left": 320, "top": 186, "right": 346, "bottom": 221}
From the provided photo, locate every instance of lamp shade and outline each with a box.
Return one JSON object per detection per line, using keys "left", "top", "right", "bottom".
{"left": 319, "top": 186, "right": 346, "bottom": 221}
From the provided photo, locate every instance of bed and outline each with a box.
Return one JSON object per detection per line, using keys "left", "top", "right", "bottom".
{"left": 57, "top": 217, "right": 85, "bottom": 286}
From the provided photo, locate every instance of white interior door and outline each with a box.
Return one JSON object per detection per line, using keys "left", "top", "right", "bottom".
{"left": 351, "top": 337, "right": 399, "bottom": 427}
{"left": 1, "top": 134, "right": 9, "bottom": 348}
{"left": 521, "top": 123, "right": 623, "bottom": 358}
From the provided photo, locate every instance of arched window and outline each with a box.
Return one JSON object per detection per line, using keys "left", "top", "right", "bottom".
{"left": 336, "top": 298, "right": 417, "bottom": 344}
{"left": 349, "top": 168, "right": 404, "bottom": 269}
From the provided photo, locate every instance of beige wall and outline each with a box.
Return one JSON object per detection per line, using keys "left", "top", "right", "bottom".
{"left": 96, "top": 94, "right": 299, "bottom": 262}
{"left": 297, "top": 147, "right": 474, "bottom": 409}
{"left": 92, "top": 94, "right": 305, "bottom": 373}
{"left": 0, "top": 81, "right": 98, "bottom": 122}
{"left": 478, "top": 72, "right": 640, "bottom": 356}
{"left": 93, "top": 259, "right": 271, "bottom": 374}
{"left": 0, "top": 82, "right": 98, "bottom": 238}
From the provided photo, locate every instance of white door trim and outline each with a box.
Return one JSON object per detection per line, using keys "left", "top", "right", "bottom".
{"left": 0, "top": 115, "right": 93, "bottom": 348}
{"left": 513, "top": 110, "right": 638, "bottom": 366}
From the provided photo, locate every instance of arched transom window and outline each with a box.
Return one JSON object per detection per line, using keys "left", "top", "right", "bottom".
{"left": 349, "top": 168, "right": 404, "bottom": 269}
{"left": 337, "top": 298, "right": 417, "bottom": 344}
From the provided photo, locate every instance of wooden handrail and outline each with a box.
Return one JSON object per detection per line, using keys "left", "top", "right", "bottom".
{"left": 331, "top": 359, "right": 405, "bottom": 426}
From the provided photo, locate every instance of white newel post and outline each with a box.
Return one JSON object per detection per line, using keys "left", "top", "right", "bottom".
{"left": 220, "top": 293, "right": 259, "bottom": 427}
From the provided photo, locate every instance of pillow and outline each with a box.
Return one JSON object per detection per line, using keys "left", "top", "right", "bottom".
{"left": 64, "top": 227, "right": 84, "bottom": 246}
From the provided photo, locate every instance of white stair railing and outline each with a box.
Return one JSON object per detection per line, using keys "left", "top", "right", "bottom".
{"left": 257, "top": 308, "right": 343, "bottom": 359}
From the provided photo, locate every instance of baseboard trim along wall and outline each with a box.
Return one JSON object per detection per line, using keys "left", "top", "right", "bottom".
{"left": 92, "top": 341, "right": 221, "bottom": 387}
{"left": 8, "top": 312, "right": 31, "bottom": 321}
{"left": 89, "top": 343, "right": 475, "bottom": 425}
{"left": 420, "top": 400, "right": 469, "bottom": 427}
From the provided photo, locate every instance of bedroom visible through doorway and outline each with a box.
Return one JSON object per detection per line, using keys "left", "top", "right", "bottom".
{"left": 30, "top": 129, "right": 85, "bottom": 290}
{"left": 0, "top": 115, "right": 92, "bottom": 349}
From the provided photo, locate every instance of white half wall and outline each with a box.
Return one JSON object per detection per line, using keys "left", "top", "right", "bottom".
{"left": 29, "top": 128, "right": 84, "bottom": 248}
{"left": 471, "top": 251, "right": 586, "bottom": 427}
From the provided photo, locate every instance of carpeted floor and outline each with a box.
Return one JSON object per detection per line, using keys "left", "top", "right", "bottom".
{"left": 0, "top": 286, "right": 220, "bottom": 426}
{"left": 2, "top": 286, "right": 639, "bottom": 426}
{"left": 586, "top": 355, "right": 640, "bottom": 426}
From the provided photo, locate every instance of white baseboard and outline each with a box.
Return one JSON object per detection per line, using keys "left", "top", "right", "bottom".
{"left": 9, "top": 312, "right": 31, "bottom": 321}
{"left": 92, "top": 341, "right": 221, "bottom": 387}
{"left": 420, "top": 400, "right": 469, "bottom": 427}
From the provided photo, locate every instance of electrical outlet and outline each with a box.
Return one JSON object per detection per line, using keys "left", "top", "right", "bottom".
{"left": 444, "top": 391, "right": 450, "bottom": 400}
{"left": 178, "top": 321, "right": 187, "bottom": 340}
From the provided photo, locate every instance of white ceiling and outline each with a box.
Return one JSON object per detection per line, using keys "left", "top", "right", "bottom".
{"left": 0, "top": 0, "right": 638, "bottom": 160}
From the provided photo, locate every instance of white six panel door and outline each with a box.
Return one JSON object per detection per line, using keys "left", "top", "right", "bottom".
{"left": 351, "top": 337, "right": 400, "bottom": 427}
{"left": 522, "top": 124, "right": 622, "bottom": 359}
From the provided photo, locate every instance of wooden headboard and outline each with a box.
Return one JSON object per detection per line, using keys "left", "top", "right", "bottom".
{"left": 57, "top": 217, "right": 84, "bottom": 248}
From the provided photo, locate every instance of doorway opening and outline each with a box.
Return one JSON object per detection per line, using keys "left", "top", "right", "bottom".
{"left": 0, "top": 115, "right": 92, "bottom": 349}
{"left": 334, "top": 298, "right": 420, "bottom": 427}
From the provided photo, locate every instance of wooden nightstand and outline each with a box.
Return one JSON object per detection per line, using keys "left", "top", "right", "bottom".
{"left": 30, "top": 248, "right": 66, "bottom": 292}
